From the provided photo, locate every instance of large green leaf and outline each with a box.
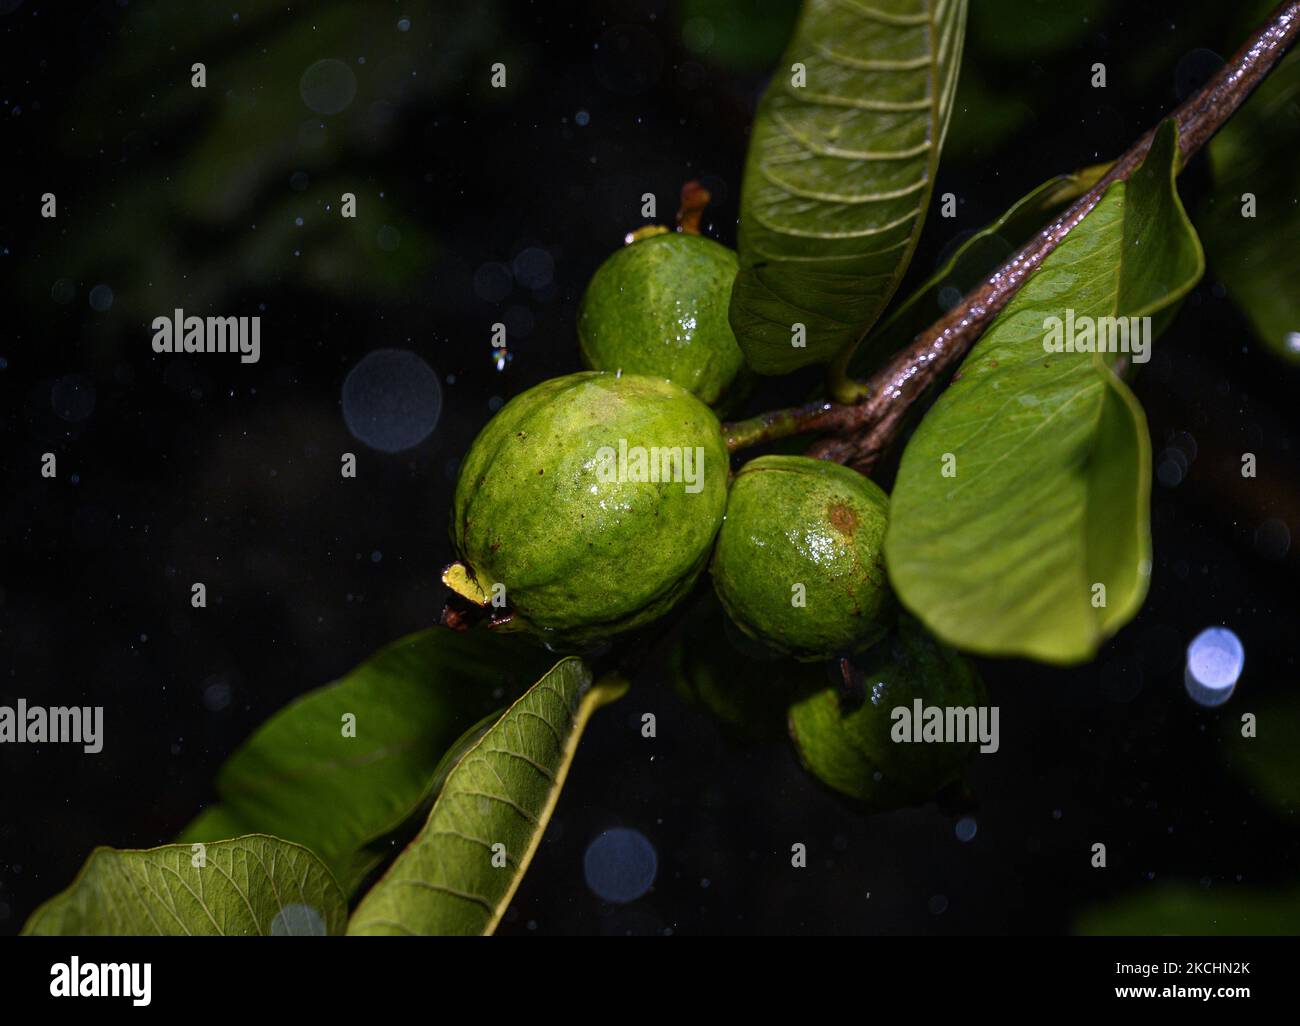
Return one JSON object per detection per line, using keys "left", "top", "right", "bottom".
{"left": 1200, "top": 51, "right": 1300, "bottom": 363}
{"left": 177, "top": 628, "right": 553, "bottom": 895}
{"left": 348, "top": 658, "right": 626, "bottom": 935}
{"left": 886, "top": 120, "right": 1204, "bottom": 664}
{"left": 22, "top": 835, "right": 347, "bottom": 936}
{"left": 788, "top": 615, "right": 984, "bottom": 806}
{"left": 730, "top": 0, "right": 967, "bottom": 375}
{"left": 1077, "top": 885, "right": 1300, "bottom": 936}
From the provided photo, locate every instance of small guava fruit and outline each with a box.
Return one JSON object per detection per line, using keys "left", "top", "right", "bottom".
{"left": 788, "top": 615, "right": 986, "bottom": 809}
{"left": 449, "top": 371, "right": 728, "bottom": 647}
{"left": 709, "top": 454, "right": 894, "bottom": 661}
{"left": 578, "top": 231, "right": 749, "bottom": 410}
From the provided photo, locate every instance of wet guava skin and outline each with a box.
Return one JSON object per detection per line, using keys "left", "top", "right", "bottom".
{"left": 710, "top": 455, "right": 894, "bottom": 661}
{"left": 578, "top": 233, "right": 749, "bottom": 409}
{"left": 453, "top": 371, "right": 729, "bottom": 646}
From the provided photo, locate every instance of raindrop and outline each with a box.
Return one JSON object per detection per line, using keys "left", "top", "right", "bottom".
{"left": 397, "top": 17, "right": 411, "bottom": 31}
{"left": 270, "top": 903, "right": 326, "bottom": 936}
{"left": 88, "top": 284, "right": 114, "bottom": 311}
{"left": 299, "top": 59, "right": 357, "bottom": 115}
{"left": 512, "top": 247, "right": 554, "bottom": 289}
{"left": 51, "top": 278, "right": 76, "bottom": 304}
{"left": 52, "top": 375, "right": 96, "bottom": 422}
{"left": 1184, "top": 626, "right": 1244, "bottom": 707}
{"left": 342, "top": 349, "right": 442, "bottom": 453}
{"left": 1253, "top": 518, "right": 1291, "bottom": 561}
{"left": 583, "top": 827, "right": 657, "bottom": 903}
{"left": 473, "top": 262, "right": 513, "bottom": 303}
{"left": 955, "top": 816, "right": 977, "bottom": 842}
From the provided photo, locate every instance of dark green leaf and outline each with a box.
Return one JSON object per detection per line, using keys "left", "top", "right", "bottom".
{"left": 177, "top": 628, "right": 553, "bottom": 895}
{"left": 731, "top": 0, "right": 967, "bottom": 374}
{"left": 347, "top": 659, "right": 626, "bottom": 935}
{"left": 885, "top": 120, "right": 1203, "bottom": 663}
{"left": 22, "top": 835, "right": 347, "bottom": 936}
{"left": 1200, "top": 51, "right": 1300, "bottom": 363}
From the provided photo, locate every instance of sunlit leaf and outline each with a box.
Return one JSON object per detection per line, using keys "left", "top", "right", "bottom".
{"left": 347, "top": 658, "right": 626, "bottom": 935}
{"left": 731, "top": 0, "right": 967, "bottom": 375}
{"left": 886, "top": 120, "right": 1203, "bottom": 663}
{"left": 22, "top": 835, "right": 347, "bottom": 936}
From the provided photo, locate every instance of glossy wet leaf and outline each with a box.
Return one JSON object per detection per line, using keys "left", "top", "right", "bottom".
{"left": 348, "top": 658, "right": 626, "bottom": 935}
{"left": 1200, "top": 51, "right": 1300, "bottom": 363}
{"left": 730, "top": 0, "right": 967, "bottom": 374}
{"left": 22, "top": 835, "right": 347, "bottom": 936}
{"left": 886, "top": 121, "right": 1203, "bottom": 664}
{"left": 850, "top": 165, "right": 1109, "bottom": 377}
{"left": 788, "top": 615, "right": 983, "bottom": 806}
{"left": 1076, "top": 885, "right": 1300, "bottom": 936}
{"left": 177, "top": 628, "right": 553, "bottom": 895}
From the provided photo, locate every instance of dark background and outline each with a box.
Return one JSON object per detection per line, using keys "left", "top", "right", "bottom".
{"left": 1, "top": 0, "right": 1297, "bottom": 935}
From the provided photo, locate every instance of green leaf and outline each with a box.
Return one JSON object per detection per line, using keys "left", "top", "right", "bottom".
{"left": 850, "top": 164, "right": 1110, "bottom": 377}
{"left": 1200, "top": 51, "right": 1300, "bottom": 363}
{"left": 1076, "top": 885, "right": 1300, "bottom": 936}
{"left": 177, "top": 628, "right": 553, "bottom": 895}
{"left": 788, "top": 615, "right": 983, "bottom": 806}
{"left": 22, "top": 835, "right": 347, "bottom": 936}
{"left": 886, "top": 120, "right": 1203, "bottom": 664}
{"left": 347, "top": 658, "right": 626, "bottom": 935}
{"left": 730, "top": 0, "right": 967, "bottom": 375}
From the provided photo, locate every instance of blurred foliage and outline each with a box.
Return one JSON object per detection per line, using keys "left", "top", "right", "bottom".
{"left": 679, "top": 0, "right": 800, "bottom": 71}
{"left": 26, "top": 0, "right": 513, "bottom": 322}
{"left": 1077, "top": 885, "right": 1300, "bottom": 936}
{"left": 1223, "top": 695, "right": 1300, "bottom": 819}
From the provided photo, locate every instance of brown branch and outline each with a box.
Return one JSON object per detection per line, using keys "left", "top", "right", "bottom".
{"left": 723, "top": 1, "right": 1300, "bottom": 472}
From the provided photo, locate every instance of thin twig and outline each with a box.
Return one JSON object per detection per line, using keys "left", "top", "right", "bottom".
{"left": 723, "top": 1, "right": 1300, "bottom": 472}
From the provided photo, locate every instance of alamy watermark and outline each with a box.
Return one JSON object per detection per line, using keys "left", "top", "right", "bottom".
{"left": 891, "top": 699, "right": 999, "bottom": 754}
{"left": 593, "top": 439, "right": 706, "bottom": 494}
{"left": 152, "top": 308, "right": 261, "bottom": 364}
{"left": 1042, "top": 310, "right": 1151, "bottom": 364}
{"left": 0, "top": 699, "right": 103, "bottom": 753}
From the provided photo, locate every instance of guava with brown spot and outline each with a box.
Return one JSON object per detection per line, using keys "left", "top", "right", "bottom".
{"left": 710, "top": 455, "right": 895, "bottom": 661}
{"left": 449, "top": 371, "right": 729, "bottom": 647}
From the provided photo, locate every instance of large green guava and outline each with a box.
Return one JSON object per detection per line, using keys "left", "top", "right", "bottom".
{"left": 450, "top": 371, "right": 729, "bottom": 646}
{"left": 710, "top": 454, "right": 895, "bottom": 660}
{"left": 578, "top": 232, "right": 750, "bottom": 410}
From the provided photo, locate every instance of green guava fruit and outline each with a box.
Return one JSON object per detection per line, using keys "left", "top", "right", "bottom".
{"left": 709, "top": 454, "right": 894, "bottom": 661}
{"left": 577, "top": 232, "right": 749, "bottom": 410}
{"left": 788, "top": 615, "right": 986, "bottom": 809}
{"left": 449, "top": 371, "right": 729, "bottom": 647}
